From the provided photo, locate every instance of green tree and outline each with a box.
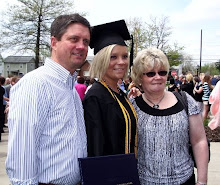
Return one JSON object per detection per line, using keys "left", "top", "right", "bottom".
{"left": 215, "top": 60, "right": 220, "bottom": 72}
{"left": 0, "top": 0, "right": 81, "bottom": 68}
{"left": 181, "top": 55, "right": 196, "bottom": 74}
{"left": 127, "top": 15, "right": 172, "bottom": 57}
{"left": 201, "top": 63, "right": 219, "bottom": 75}
{"left": 126, "top": 17, "right": 147, "bottom": 57}
{"left": 127, "top": 15, "right": 188, "bottom": 72}
{"left": 146, "top": 15, "right": 172, "bottom": 51}
{"left": 0, "top": 54, "right": 3, "bottom": 64}
{"left": 166, "top": 43, "right": 184, "bottom": 67}
{"left": 166, "top": 50, "right": 182, "bottom": 66}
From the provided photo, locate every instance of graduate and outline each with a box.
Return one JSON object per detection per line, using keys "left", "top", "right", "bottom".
{"left": 82, "top": 20, "right": 137, "bottom": 157}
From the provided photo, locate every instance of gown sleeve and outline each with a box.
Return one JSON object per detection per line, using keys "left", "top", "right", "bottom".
{"left": 83, "top": 95, "right": 105, "bottom": 156}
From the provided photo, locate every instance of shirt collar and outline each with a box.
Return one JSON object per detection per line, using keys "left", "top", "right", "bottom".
{"left": 44, "top": 58, "right": 77, "bottom": 83}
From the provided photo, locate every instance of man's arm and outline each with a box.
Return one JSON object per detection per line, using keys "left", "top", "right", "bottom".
{"left": 6, "top": 76, "right": 49, "bottom": 185}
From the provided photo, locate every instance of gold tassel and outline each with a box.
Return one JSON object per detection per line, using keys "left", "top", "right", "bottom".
{"left": 100, "top": 81, "right": 138, "bottom": 155}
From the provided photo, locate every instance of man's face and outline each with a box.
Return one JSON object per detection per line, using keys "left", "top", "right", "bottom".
{"left": 51, "top": 23, "right": 90, "bottom": 74}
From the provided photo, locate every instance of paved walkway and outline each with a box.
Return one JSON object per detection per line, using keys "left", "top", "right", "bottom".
{"left": 1, "top": 127, "right": 220, "bottom": 185}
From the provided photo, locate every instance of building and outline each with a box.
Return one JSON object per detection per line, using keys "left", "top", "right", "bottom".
{"left": 0, "top": 55, "right": 94, "bottom": 78}
{"left": 2, "top": 56, "right": 43, "bottom": 77}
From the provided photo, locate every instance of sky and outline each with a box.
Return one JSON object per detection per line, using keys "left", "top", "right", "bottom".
{"left": 1, "top": 0, "right": 220, "bottom": 66}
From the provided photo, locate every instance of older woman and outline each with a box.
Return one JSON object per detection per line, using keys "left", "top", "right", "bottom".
{"left": 82, "top": 20, "right": 137, "bottom": 157}
{"left": 130, "top": 48, "right": 208, "bottom": 185}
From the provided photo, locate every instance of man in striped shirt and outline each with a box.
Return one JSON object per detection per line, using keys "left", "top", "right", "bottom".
{"left": 6, "top": 14, "right": 91, "bottom": 185}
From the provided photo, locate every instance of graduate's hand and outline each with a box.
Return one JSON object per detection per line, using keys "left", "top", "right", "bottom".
{"left": 128, "top": 87, "right": 142, "bottom": 98}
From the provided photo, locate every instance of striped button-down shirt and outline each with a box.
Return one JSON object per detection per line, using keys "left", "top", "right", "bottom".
{"left": 6, "top": 58, "right": 87, "bottom": 185}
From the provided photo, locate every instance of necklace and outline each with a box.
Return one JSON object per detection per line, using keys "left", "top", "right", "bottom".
{"left": 103, "top": 80, "right": 122, "bottom": 95}
{"left": 144, "top": 93, "right": 165, "bottom": 109}
{"left": 100, "top": 80, "right": 138, "bottom": 154}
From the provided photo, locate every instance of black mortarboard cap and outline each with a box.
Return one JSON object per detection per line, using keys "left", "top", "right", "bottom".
{"left": 90, "top": 20, "right": 131, "bottom": 55}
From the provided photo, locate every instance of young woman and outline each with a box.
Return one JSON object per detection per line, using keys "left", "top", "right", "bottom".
{"left": 202, "top": 74, "right": 213, "bottom": 121}
{"left": 83, "top": 20, "right": 137, "bottom": 156}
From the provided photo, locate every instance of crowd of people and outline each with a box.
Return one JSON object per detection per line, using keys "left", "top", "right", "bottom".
{"left": 2, "top": 13, "right": 219, "bottom": 185}
{"left": 169, "top": 73, "right": 219, "bottom": 122}
{"left": 0, "top": 76, "right": 20, "bottom": 142}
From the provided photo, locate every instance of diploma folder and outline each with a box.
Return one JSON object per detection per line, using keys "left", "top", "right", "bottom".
{"left": 78, "top": 153, "right": 140, "bottom": 185}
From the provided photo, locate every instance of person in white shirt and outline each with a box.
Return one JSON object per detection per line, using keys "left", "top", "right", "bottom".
{"left": 6, "top": 13, "right": 91, "bottom": 185}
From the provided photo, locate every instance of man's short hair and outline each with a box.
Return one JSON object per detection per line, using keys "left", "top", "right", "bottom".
{"left": 51, "top": 13, "right": 91, "bottom": 41}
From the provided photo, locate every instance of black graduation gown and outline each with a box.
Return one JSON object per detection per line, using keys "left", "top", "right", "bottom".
{"left": 82, "top": 81, "right": 136, "bottom": 157}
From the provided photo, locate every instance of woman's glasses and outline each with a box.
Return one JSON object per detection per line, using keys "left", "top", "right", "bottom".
{"left": 143, "top": 71, "right": 168, "bottom": 77}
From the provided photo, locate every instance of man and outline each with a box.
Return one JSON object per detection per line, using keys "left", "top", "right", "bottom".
{"left": 174, "top": 75, "right": 181, "bottom": 90}
{"left": 0, "top": 76, "right": 6, "bottom": 140}
{"left": 4, "top": 77, "right": 10, "bottom": 86}
{"left": 75, "top": 76, "right": 87, "bottom": 100}
{"left": 4, "top": 76, "right": 19, "bottom": 127}
{"left": 117, "top": 78, "right": 126, "bottom": 92}
{"left": 6, "top": 14, "right": 91, "bottom": 185}
{"left": 5, "top": 76, "right": 19, "bottom": 99}
{"left": 211, "top": 75, "right": 219, "bottom": 86}
{"left": 0, "top": 76, "right": 9, "bottom": 134}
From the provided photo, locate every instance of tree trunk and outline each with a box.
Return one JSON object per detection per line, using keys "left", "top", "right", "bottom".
{"left": 35, "top": 13, "right": 42, "bottom": 69}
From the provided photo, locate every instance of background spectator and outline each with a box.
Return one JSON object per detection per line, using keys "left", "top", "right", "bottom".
{"left": 75, "top": 76, "right": 87, "bottom": 100}
{"left": 202, "top": 74, "right": 213, "bottom": 121}
{"left": 0, "top": 76, "right": 7, "bottom": 140}
{"left": 194, "top": 76, "right": 204, "bottom": 112}
{"left": 5, "top": 76, "right": 20, "bottom": 99}
{"left": 168, "top": 77, "right": 178, "bottom": 92}
{"left": 211, "top": 75, "right": 219, "bottom": 86}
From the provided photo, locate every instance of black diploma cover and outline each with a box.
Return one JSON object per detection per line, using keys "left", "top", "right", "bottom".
{"left": 78, "top": 153, "right": 140, "bottom": 185}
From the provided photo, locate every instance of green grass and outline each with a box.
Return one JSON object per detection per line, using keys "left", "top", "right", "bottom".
{"left": 203, "top": 118, "right": 209, "bottom": 126}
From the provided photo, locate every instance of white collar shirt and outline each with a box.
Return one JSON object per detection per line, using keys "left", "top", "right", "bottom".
{"left": 6, "top": 58, "right": 87, "bottom": 185}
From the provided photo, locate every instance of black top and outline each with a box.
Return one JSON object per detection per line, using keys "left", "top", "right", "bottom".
{"left": 181, "top": 82, "right": 194, "bottom": 98}
{"left": 194, "top": 83, "right": 203, "bottom": 102}
{"left": 168, "top": 84, "right": 178, "bottom": 92}
{"left": 135, "top": 95, "right": 184, "bottom": 116}
{"left": 82, "top": 81, "right": 136, "bottom": 157}
{"left": 0, "top": 86, "right": 5, "bottom": 122}
{"left": 0, "top": 86, "right": 5, "bottom": 111}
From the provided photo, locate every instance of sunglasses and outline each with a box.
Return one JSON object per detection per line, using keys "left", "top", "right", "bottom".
{"left": 143, "top": 71, "right": 168, "bottom": 77}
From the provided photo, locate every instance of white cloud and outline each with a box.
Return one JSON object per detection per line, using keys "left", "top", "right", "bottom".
{"left": 216, "top": 30, "right": 220, "bottom": 37}
{"left": 1, "top": 0, "right": 220, "bottom": 63}
{"left": 168, "top": 0, "right": 220, "bottom": 63}
{"left": 74, "top": 0, "right": 94, "bottom": 13}
{"left": 172, "top": 0, "right": 220, "bottom": 23}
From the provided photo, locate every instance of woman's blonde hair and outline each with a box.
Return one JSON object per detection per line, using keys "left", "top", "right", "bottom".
{"left": 131, "top": 48, "right": 169, "bottom": 88}
{"left": 186, "top": 73, "right": 193, "bottom": 82}
{"left": 89, "top": 44, "right": 129, "bottom": 80}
